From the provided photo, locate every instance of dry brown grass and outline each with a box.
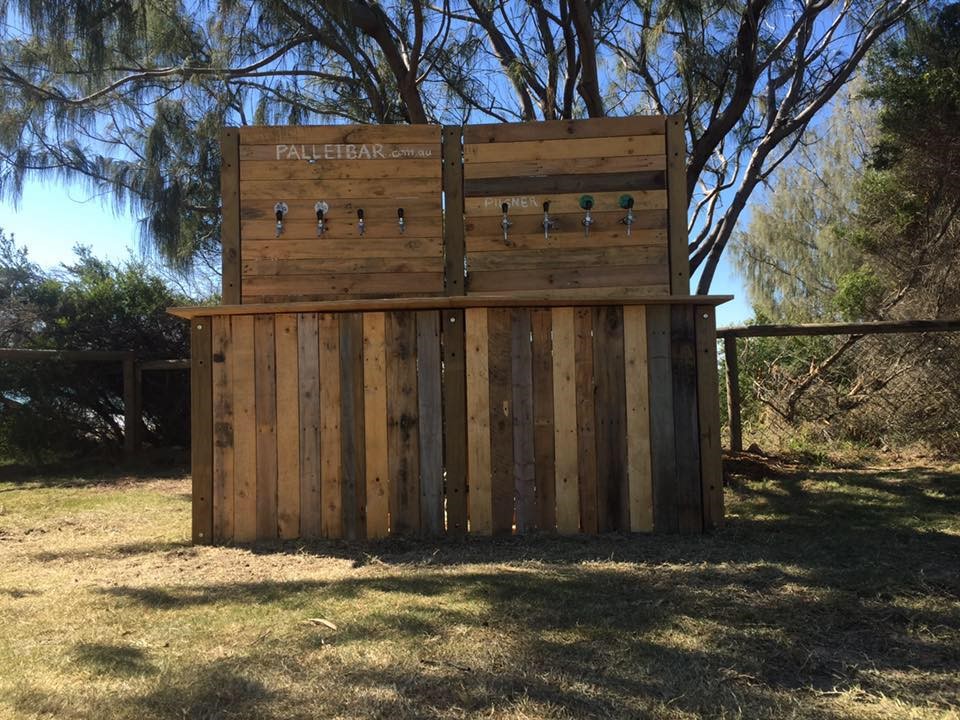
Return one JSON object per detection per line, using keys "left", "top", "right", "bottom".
{"left": 0, "top": 454, "right": 958, "bottom": 719}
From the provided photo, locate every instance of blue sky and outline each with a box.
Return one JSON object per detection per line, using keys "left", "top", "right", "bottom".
{"left": 0, "top": 178, "right": 753, "bottom": 327}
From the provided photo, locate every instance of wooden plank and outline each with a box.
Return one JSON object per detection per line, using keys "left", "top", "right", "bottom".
{"left": 464, "top": 171, "right": 665, "bottom": 198}
{"left": 220, "top": 129, "right": 241, "bottom": 304}
{"left": 240, "top": 196, "right": 441, "bottom": 221}
{"left": 386, "top": 311, "right": 420, "bottom": 534}
{"left": 487, "top": 308, "right": 515, "bottom": 535}
{"left": 240, "top": 142, "right": 439, "bottom": 162}
{"left": 297, "top": 313, "right": 323, "bottom": 538}
{"left": 465, "top": 229, "right": 667, "bottom": 254}
{"left": 231, "top": 315, "right": 258, "bottom": 542}
{"left": 695, "top": 305, "right": 724, "bottom": 530}
{"left": 442, "top": 125, "right": 467, "bottom": 297}
{"left": 551, "top": 307, "right": 579, "bottom": 534}
{"left": 723, "top": 335, "right": 743, "bottom": 453}
{"left": 319, "top": 313, "right": 342, "bottom": 538}
{"left": 242, "top": 223, "right": 442, "bottom": 243}
{"left": 646, "top": 306, "right": 677, "bottom": 533}
{"left": 442, "top": 309, "right": 469, "bottom": 536}
{"left": 465, "top": 190, "right": 668, "bottom": 216}
{"left": 275, "top": 313, "right": 300, "bottom": 539}
{"left": 623, "top": 306, "right": 653, "bottom": 532}
{"left": 465, "top": 154, "right": 665, "bottom": 180}
{"left": 240, "top": 158, "right": 441, "bottom": 181}
{"left": 243, "top": 256, "right": 442, "bottom": 277}
{"left": 417, "top": 311, "right": 444, "bottom": 535}
{"left": 464, "top": 135, "right": 665, "bottom": 164}
{"left": 362, "top": 312, "right": 390, "bottom": 539}
{"left": 254, "top": 315, "right": 278, "bottom": 540}
{"left": 238, "top": 123, "right": 441, "bottom": 145}
{"left": 190, "top": 319, "right": 213, "bottom": 544}
{"left": 511, "top": 309, "right": 536, "bottom": 533}
{"left": 672, "top": 305, "right": 703, "bottom": 533}
{"left": 466, "top": 209, "right": 666, "bottom": 238}
{"left": 574, "top": 308, "right": 598, "bottom": 534}
{"left": 242, "top": 237, "right": 442, "bottom": 260}
{"left": 240, "top": 176, "right": 439, "bottom": 200}
{"left": 531, "top": 309, "right": 555, "bottom": 531}
{"left": 241, "top": 272, "right": 444, "bottom": 299}
{"left": 211, "top": 316, "right": 235, "bottom": 541}
{"left": 467, "top": 246, "right": 667, "bottom": 272}
{"left": 467, "top": 266, "right": 669, "bottom": 295}
{"left": 169, "top": 293, "right": 735, "bottom": 319}
{"left": 593, "top": 306, "right": 628, "bottom": 533}
{"left": 666, "top": 115, "right": 690, "bottom": 294}
{"left": 339, "top": 313, "right": 366, "bottom": 540}
{"left": 465, "top": 307, "right": 492, "bottom": 534}
{"left": 464, "top": 116, "right": 667, "bottom": 143}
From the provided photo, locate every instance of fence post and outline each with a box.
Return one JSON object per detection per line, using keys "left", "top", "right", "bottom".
{"left": 723, "top": 336, "right": 742, "bottom": 453}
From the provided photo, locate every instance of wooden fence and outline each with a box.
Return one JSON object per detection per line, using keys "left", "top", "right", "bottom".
{"left": 171, "top": 294, "right": 727, "bottom": 543}
{"left": 718, "top": 318, "right": 960, "bottom": 452}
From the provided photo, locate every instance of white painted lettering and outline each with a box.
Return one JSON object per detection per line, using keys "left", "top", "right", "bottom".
{"left": 276, "top": 144, "right": 288, "bottom": 160}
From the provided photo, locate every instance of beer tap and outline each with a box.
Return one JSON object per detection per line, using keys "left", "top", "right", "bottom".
{"left": 397, "top": 207, "right": 406, "bottom": 234}
{"left": 357, "top": 208, "right": 365, "bottom": 236}
{"left": 579, "top": 195, "right": 594, "bottom": 239}
{"left": 314, "top": 201, "right": 329, "bottom": 236}
{"left": 274, "top": 201, "right": 288, "bottom": 238}
{"left": 541, "top": 200, "right": 557, "bottom": 240}
{"left": 618, "top": 194, "right": 635, "bottom": 236}
{"left": 500, "top": 202, "right": 512, "bottom": 243}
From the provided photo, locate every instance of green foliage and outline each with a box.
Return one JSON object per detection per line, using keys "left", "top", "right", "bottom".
{"left": 0, "top": 231, "right": 200, "bottom": 462}
{"left": 832, "top": 268, "right": 885, "bottom": 321}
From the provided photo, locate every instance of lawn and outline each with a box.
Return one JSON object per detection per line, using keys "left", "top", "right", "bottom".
{"left": 0, "top": 454, "right": 958, "bottom": 720}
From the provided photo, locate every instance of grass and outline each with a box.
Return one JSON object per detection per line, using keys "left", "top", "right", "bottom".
{"left": 0, "top": 455, "right": 958, "bottom": 719}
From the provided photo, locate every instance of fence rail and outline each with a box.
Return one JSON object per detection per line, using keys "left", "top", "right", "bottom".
{"left": 0, "top": 349, "right": 189, "bottom": 458}
{"left": 717, "top": 318, "right": 960, "bottom": 452}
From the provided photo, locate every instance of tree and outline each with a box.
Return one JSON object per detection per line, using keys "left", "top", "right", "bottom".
{"left": 0, "top": 0, "right": 924, "bottom": 289}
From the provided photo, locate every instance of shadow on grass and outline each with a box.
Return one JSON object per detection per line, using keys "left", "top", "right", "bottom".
{"left": 72, "top": 642, "right": 157, "bottom": 677}
{"left": 31, "top": 539, "right": 193, "bottom": 563}
{"left": 0, "top": 449, "right": 188, "bottom": 489}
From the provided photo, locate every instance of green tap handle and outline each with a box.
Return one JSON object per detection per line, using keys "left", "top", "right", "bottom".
{"left": 618, "top": 194, "right": 635, "bottom": 210}
{"left": 578, "top": 195, "right": 594, "bottom": 210}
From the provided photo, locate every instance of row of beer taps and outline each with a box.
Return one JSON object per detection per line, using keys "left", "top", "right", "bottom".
{"left": 502, "top": 194, "right": 637, "bottom": 242}
{"left": 273, "top": 193, "right": 637, "bottom": 240}
{"left": 273, "top": 202, "right": 406, "bottom": 238}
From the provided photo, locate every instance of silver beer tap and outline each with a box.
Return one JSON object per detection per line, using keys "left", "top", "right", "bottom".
{"left": 274, "top": 201, "right": 288, "bottom": 238}
{"left": 314, "top": 201, "right": 329, "bottom": 236}
{"left": 542, "top": 200, "right": 557, "bottom": 240}
{"left": 397, "top": 207, "right": 405, "bottom": 234}
{"left": 357, "top": 208, "right": 365, "bottom": 236}
{"left": 579, "top": 195, "right": 594, "bottom": 239}
{"left": 619, "top": 194, "right": 635, "bottom": 236}
{"left": 501, "top": 202, "right": 513, "bottom": 243}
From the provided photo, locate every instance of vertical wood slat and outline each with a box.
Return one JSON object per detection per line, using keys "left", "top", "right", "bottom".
{"left": 339, "top": 313, "right": 366, "bottom": 540}
{"left": 386, "top": 311, "right": 420, "bottom": 534}
{"left": 593, "top": 306, "right": 628, "bottom": 532}
{"left": 319, "top": 314, "right": 342, "bottom": 538}
{"left": 487, "top": 308, "right": 515, "bottom": 535}
{"left": 190, "top": 319, "right": 214, "bottom": 544}
{"left": 647, "top": 305, "right": 677, "bottom": 532}
{"left": 442, "top": 126, "right": 466, "bottom": 297}
{"left": 531, "top": 309, "right": 556, "bottom": 532}
{"left": 574, "top": 308, "right": 598, "bottom": 534}
{"left": 672, "top": 305, "right": 703, "bottom": 533}
{"left": 298, "top": 313, "right": 322, "bottom": 538}
{"left": 211, "top": 317, "right": 235, "bottom": 541}
{"left": 442, "top": 309, "right": 469, "bottom": 536}
{"left": 275, "top": 314, "right": 300, "bottom": 539}
{"left": 232, "top": 316, "right": 258, "bottom": 542}
{"left": 254, "top": 315, "right": 278, "bottom": 540}
{"left": 465, "top": 307, "right": 492, "bottom": 534}
{"left": 417, "top": 311, "right": 444, "bottom": 535}
{"left": 220, "top": 129, "right": 242, "bottom": 304}
{"left": 363, "top": 312, "right": 390, "bottom": 539}
{"left": 552, "top": 308, "right": 579, "bottom": 534}
{"left": 666, "top": 115, "right": 690, "bottom": 295}
{"left": 511, "top": 309, "right": 536, "bottom": 532}
{"left": 623, "top": 306, "right": 653, "bottom": 532}
{"left": 695, "top": 305, "right": 724, "bottom": 530}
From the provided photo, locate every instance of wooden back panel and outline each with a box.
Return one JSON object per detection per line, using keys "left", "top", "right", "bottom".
{"left": 460, "top": 116, "right": 684, "bottom": 295}
{"left": 235, "top": 125, "right": 444, "bottom": 303}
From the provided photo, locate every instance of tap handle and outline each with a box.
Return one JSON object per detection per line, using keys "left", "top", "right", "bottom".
{"left": 618, "top": 194, "right": 635, "bottom": 210}
{"left": 357, "top": 208, "right": 364, "bottom": 221}
{"left": 501, "top": 202, "right": 509, "bottom": 215}
{"left": 578, "top": 195, "right": 594, "bottom": 211}
{"left": 543, "top": 201, "right": 551, "bottom": 214}
{"left": 274, "top": 201, "right": 288, "bottom": 222}
{"left": 397, "top": 208, "right": 404, "bottom": 220}
{"left": 315, "top": 201, "right": 328, "bottom": 220}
